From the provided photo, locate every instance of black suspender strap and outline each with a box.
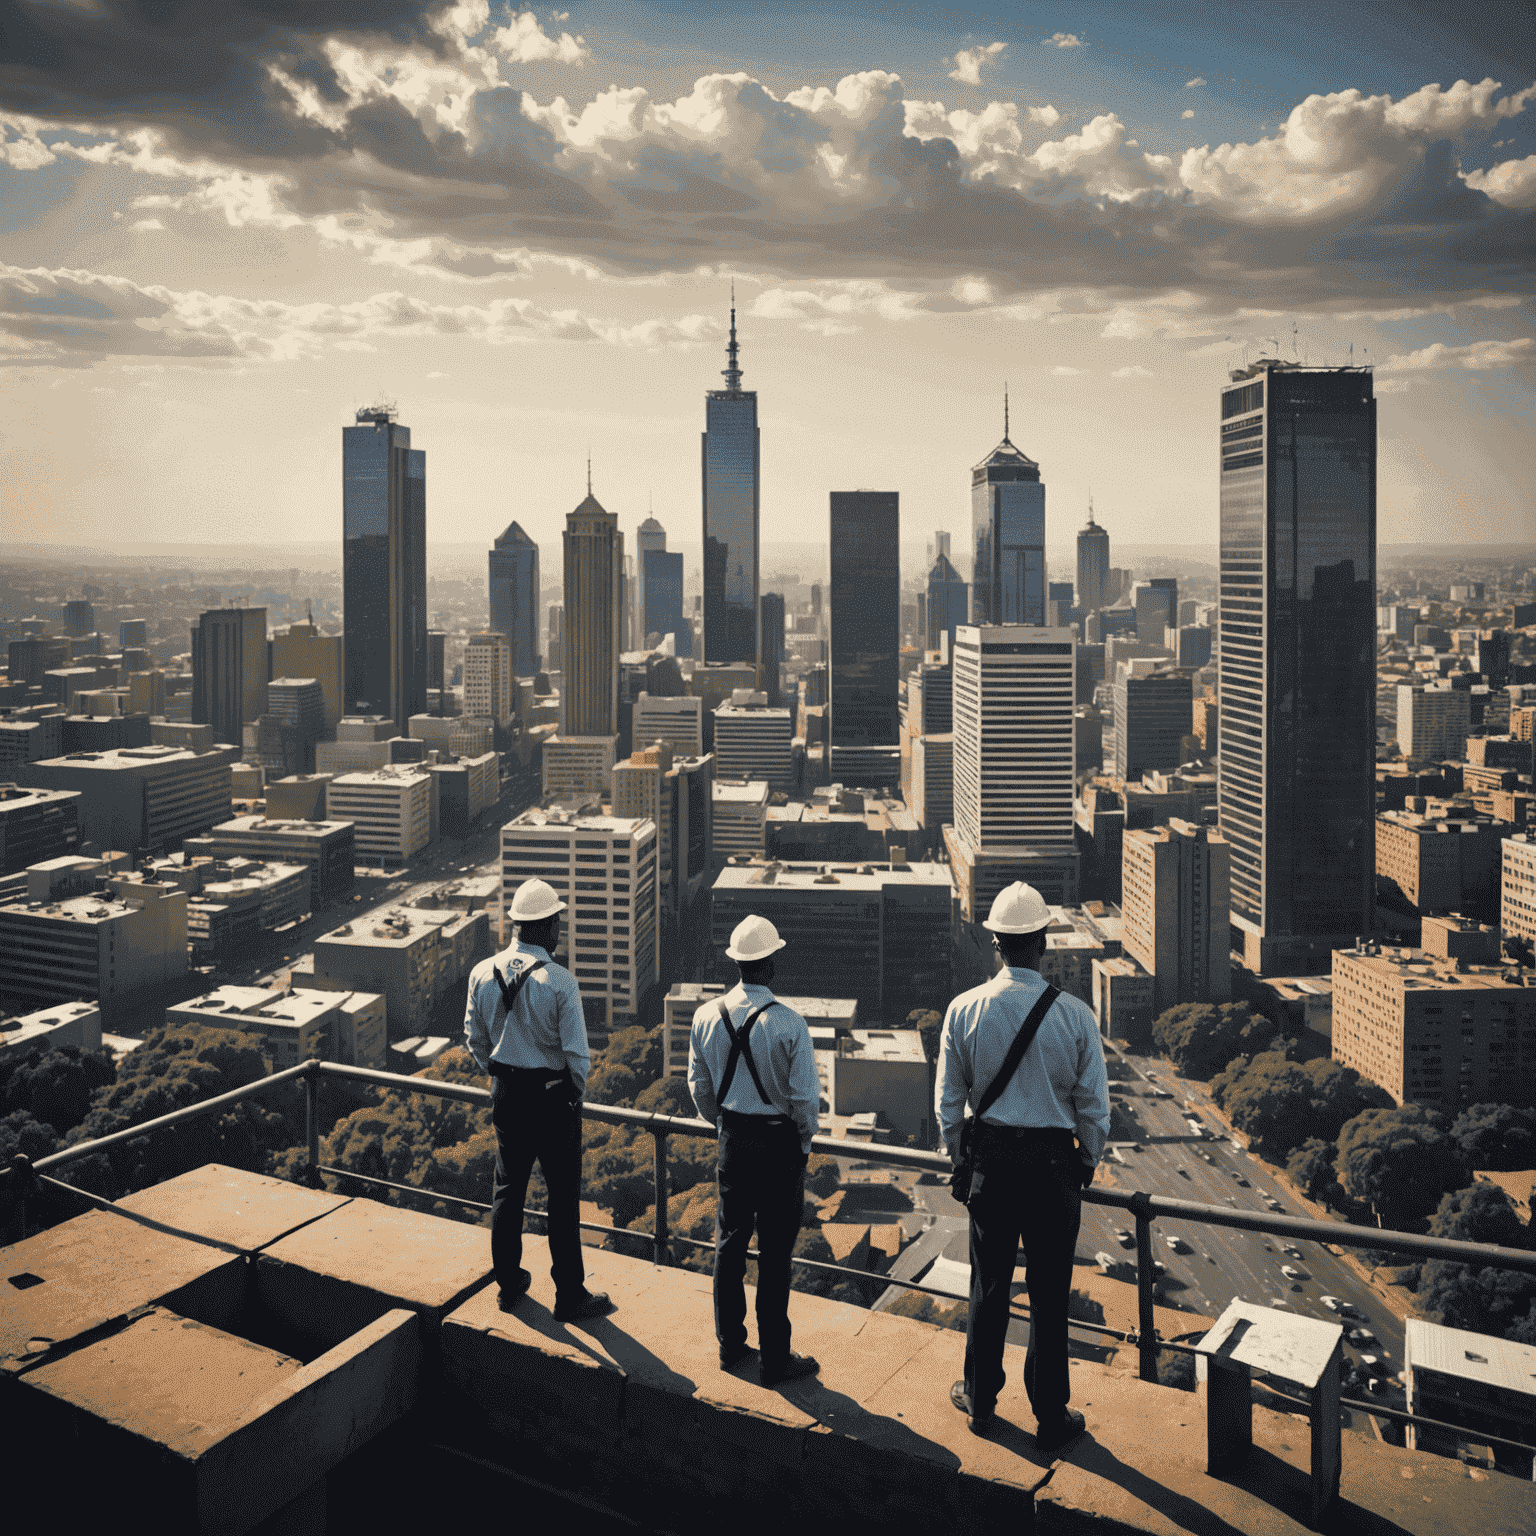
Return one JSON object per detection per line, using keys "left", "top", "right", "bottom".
{"left": 975, "top": 984, "right": 1060, "bottom": 1122}
{"left": 716, "top": 1001, "right": 775, "bottom": 1107}
{"left": 495, "top": 959, "right": 544, "bottom": 1012}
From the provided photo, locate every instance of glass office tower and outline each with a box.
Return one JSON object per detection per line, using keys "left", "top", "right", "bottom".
{"left": 926, "top": 553, "right": 968, "bottom": 655}
{"left": 829, "top": 490, "right": 900, "bottom": 746}
{"left": 1218, "top": 361, "right": 1375, "bottom": 975}
{"left": 343, "top": 406, "right": 426, "bottom": 733}
{"left": 971, "top": 400, "right": 1045, "bottom": 626}
{"left": 488, "top": 520, "right": 540, "bottom": 676}
{"left": 637, "top": 517, "right": 690, "bottom": 658}
{"left": 702, "top": 302, "right": 759, "bottom": 667}
{"left": 1076, "top": 504, "right": 1110, "bottom": 615}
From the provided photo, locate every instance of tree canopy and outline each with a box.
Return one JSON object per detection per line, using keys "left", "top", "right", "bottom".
{"left": 1418, "top": 1183, "right": 1536, "bottom": 1343}
{"left": 1448, "top": 1104, "right": 1536, "bottom": 1173}
{"left": 1215, "top": 1053, "right": 1391, "bottom": 1163}
{"left": 1335, "top": 1105, "right": 1468, "bottom": 1233}
{"left": 1151, "top": 1002, "right": 1282, "bottom": 1081}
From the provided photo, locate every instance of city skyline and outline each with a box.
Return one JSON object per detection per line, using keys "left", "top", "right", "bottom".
{"left": 2, "top": 5, "right": 1531, "bottom": 555}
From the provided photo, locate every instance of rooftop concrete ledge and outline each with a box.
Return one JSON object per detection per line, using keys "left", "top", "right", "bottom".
{"left": 116, "top": 1162, "right": 352, "bottom": 1252}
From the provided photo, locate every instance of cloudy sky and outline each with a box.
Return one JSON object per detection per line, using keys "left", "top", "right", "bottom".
{"left": 2, "top": 0, "right": 1533, "bottom": 563}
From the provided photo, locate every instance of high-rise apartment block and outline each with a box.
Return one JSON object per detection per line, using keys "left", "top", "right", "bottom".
{"left": 632, "top": 693, "right": 705, "bottom": 758}
{"left": 269, "top": 621, "right": 343, "bottom": 737}
{"left": 926, "top": 554, "right": 968, "bottom": 656}
{"left": 343, "top": 406, "right": 426, "bottom": 734}
{"left": 488, "top": 520, "right": 540, "bottom": 675}
{"left": 1331, "top": 940, "right": 1536, "bottom": 1110}
{"left": 970, "top": 405, "right": 1045, "bottom": 627}
{"left": 1397, "top": 684, "right": 1471, "bottom": 763}
{"left": 325, "top": 766, "right": 431, "bottom": 868}
{"left": 1503, "top": 833, "right": 1536, "bottom": 945}
{"left": 709, "top": 858, "right": 953, "bottom": 1022}
{"left": 829, "top": 490, "right": 900, "bottom": 748}
{"left": 1376, "top": 810, "right": 1505, "bottom": 926}
{"left": 1132, "top": 579, "right": 1177, "bottom": 648}
{"left": 63, "top": 599, "right": 94, "bottom": 638}
{"left": 1113, "top": 670, "right": 1194, "bottom": 782}
{"left": 501, "top": 807, "right": 658, "bottom": 1041}
{"left": 463, "top": 632, "right": 514, "bottom": 729}
{"left": 702, "top": 302, "right": 759, "bottom": 668}
{"left": 0, "top": 784, "right": 80, "bottom": 874}
{"left": 1219, "top": 362, "right": 1375, "bottom": 976}
{"left": 248, "top": 678, "right": 326, "bottom": 777}
{"left": 191, "top": 607, "right": 267, "bottom": 747}
{"left": 15, "top": 744, "right": 233, "bottom": 855}
{"left": 1121, "top": 820, "right": 1231, "bottom": 1016}
{"left": 713, "top": 690, "right": 794, "bottom": 792}
{"left": 1076, "top": 506, "right": 1110, "bottom": 616}
{"left": 948, "top": 625, "right": 1078, "bottom": 916}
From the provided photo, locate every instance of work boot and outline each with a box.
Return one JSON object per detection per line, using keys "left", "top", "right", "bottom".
{"left": 553, "top": 1288, "right": 613, "bottom": 1323}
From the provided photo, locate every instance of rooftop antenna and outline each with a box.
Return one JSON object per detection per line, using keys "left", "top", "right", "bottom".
{"left": 1087, "top": 488, "right": 1094, "bottom": 525}
{"left": 1292, "top": 320, "right": 1299, "bottom": 359}
{"left": 586, "top": 448, "right": 592, "bottom": 497}
{"left": 722, "top": 280, "right": 742, "bottom": 391}
{"left": 1003, "top": 382, "right": 1010, "bottom": 442}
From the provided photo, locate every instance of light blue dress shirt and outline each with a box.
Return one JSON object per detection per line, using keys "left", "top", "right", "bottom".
{"left": 935, "top": 966, "right": 1110, "bottom": 1172}
{"left": 463, "top": 941, "right": 590, "bottom": 1094}
{"left": 689, "top": 982, "right": 821, "bottom": 1153}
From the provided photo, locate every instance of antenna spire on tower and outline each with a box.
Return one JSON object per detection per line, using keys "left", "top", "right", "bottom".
{"left": 1003, "top": 382, "right": 1010, "bottom": 442}
{"left": 722, "top": 282, "right": 742, "bottom": 391}
{"left": 586, "top": 449, "right": 592, "bottom": 497}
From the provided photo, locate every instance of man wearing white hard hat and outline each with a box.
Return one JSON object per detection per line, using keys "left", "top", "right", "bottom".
{"left": 689, "top": 913, "right": 821, "bottom": 1385}
{"left": 464, "top": 877, "right": 612, "bottom": 1323}
{"left": 936, "top": 881, "right": 1110, "bottom": 1445}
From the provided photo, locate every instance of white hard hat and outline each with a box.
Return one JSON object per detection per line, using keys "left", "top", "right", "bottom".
{"left": 725, "top": 913, "right": 786, "bottom": 963}
{"left": 510, "top": 879, "right": 566, "bottom": 923}
{"left": 982, "top": 881, "right": 1051, "bottom": 935}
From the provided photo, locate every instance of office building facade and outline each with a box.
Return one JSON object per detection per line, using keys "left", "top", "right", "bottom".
{"left": 463, "top": 631, "right": 514, "bottom": 729}
{"left": 192, "top": 607, "right": 267, "bottom": 748}
{"left": 487, "top": 520, "right": 540, "bottom": 676}
{"left": 1218, "top": 362, "right": 1376, "bottom": 975}
{"left": 1076, "top": 506, "right": 1110, "bottom": 616}
{"left": 1501, "top": 833, "right": 1536, "bottom": 945}
{"left": 633, "top": 692, "right": 705, "bottom": 759}
{"left": 325, "top": 766, "right": 432, "bottom": 868}
{"left": 1397, "top": 684, "right": 1471, "bottom": 763}
{"left": 926, "top": 554, "right": 968, "bottom": 657}
{"left": 970, "top": 406, "right": 1045, "bottom": 627}
{"left": 702, "top": 302, "right": 759, "bottom": 667}
{"left": 1113, "top": 670, "right": 1195, "bottom": 783}
{"left": 1121, "top": 819, "right": 1231, "bottom": 1016}
{"left": 760, "top": 591, "right": 785, "bottom": 707}
{"left": 343, "top": 406, "right": 427, "bottom": 734}
{"left": 714, "top": 691, "right": 794, "bottom": 791}
{"left": 270, "top": 621, "right": 344, "bottom": 737}
{"left": 562, "top": 487, "right": 623, "bottom": 739}
{"left": 829, "top": 490, "right": 900, "bottom": 748}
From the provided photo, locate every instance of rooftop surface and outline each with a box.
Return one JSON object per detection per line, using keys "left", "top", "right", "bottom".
{"left": 713, "top": 860, "right": 953, "bottom": 892}
{"left": 1335, "top": 946, "right": 1530, "bottom": 994}
{"left": 4, "top": 1162, "right": 1530, "bottom": 1535}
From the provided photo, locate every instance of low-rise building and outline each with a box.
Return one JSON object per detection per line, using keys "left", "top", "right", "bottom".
{"left": 662, "top": 981, "right": 858, "bottom": 1078}
{"left": 0, "top": 783, "right": 81, "bottom": 875}
{"left": 1331, "top": 939, "right": 1536, "bottom": 1110}
{"left": 263, "top": 774, "right": 333, "bottom": 822}
{"left": 0, "top": 1000, "right": 102, "bottom": 1065}
{"left": 430, "top": 751, "right": 498, "bottom": 840}
{"left": 713, "top": 691, "right": 794, "bottom": 792}
{"left": 184, "top": 815, "right": 354, "bottom": 909}
{"left": 0, "top": 881, "right": 187, "bottom": 1021}
{"left": 166, "top": 984, "right": 386, "bottom": 1070}
{"left": 713, "top": 780, "right": 769, "bottom": 861}
{"left": 822, "top": 1028, "right": 931, "bottom": 1143}
{"left": 1092, "top": 954, "right": 1154, "bottom": 1042}
{"left": 325, "top": 766, "right": 431, "bottom": 867}
{"left": 1505, "top": 832, "right": 1536, "bottom": 946}
{"left": 542, "top": 734, "right": 618, "bottom": 798}
{"left": 1405, "top": 1318, "right": 1536, "bottom": 1475}
{"left": 1376, "top": 809, "right": 1508, "bottom": 927}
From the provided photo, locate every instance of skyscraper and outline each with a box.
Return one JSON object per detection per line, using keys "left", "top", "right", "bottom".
{"left": 702, "top": 297, "right": 759, "bottom": 667}
{"left": 488, "top": 521, "right": 540, "bottom": 676}
{"left": 561, "top": 478, "right": 623, "bottom": 739}
{"left": 829, "top": 490, "right": 900, "bottom": 748}
{"left": 343, "top": 405, "right": 426, "bottom": 733}
{"left": 1076, "top": 503, "right": 1110, "bottom": 615}
{"left": 971, "top": 393, "right": 1045, "bottom": 627}
{"left": 638, "top": 517, "right": 689, "bottom": 657}
{"left": 1219, "top": 361, "right": 1376, "bottom": 975}
{"left": 192, "top": 607, "right": 267, "bottom": 747}
{"left": 759, "top": 592, "right": 785, "bottom": 707}
{"left": 926, "top": 554, "right": 968, "bottom": 656}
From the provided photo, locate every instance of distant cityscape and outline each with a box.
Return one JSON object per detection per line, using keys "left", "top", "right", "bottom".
{"left": 3, "top": 312, "right": 1536, "bottom": 1480}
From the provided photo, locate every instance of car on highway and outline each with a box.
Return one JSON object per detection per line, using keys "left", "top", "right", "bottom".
{"left": 1199, "top": 1151, "right": 1215, "bottom": 1163}
{"left": 1320, "top": 1296, "right": 1341, "bottom": 1311}
{"left": 1266, "top": 1197, "right": 1284, "bottom": 1211}
{"left": 1280, "top": 1265, "right": 1300, "bottom": 1279}
{"left": 1348, "top": 1327, "right": 1376, "bottom": 1346}
{"left": 1165, "top": 1235, "right": 1185, "bottom": 1252}
{"left": 1151, "top": 1089, "right": 1175, "bottom": 1098}
{"left": 1115, "top": 1228, "right": 1134, "bottom": 1247}
{"left": 1359, "top": 1353, "right": 1381, "bottom": 1372}
{"left": 1232, "top": 1173, "right": 1249, "bottom": 1185}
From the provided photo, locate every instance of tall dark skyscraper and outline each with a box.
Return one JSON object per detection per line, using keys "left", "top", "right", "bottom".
{"left": 343, "top": 405, "right": 426, "bottom": 732}
{"left": 759, "top": 591, "right": 785, "bottom": 707}
{"left": 926, "top": 553, "right": 968, "bottom": 654}
{"left": 488, "top": 520, "right": 540, "bottom": 676}
{"left": 192, "top": 606, "right": 268, "bottom": 747}
{"left": 1219, "top": 361, "right": 1376, "bottom": 975}
{"left": 1076, "top": 503, "right": 1109, "bottom": 615}
{"left": 702, "top": 298, "right": 759, "bottom": 667}
{"left": 971, "top": 394, "right": 1045, "bottom": 626}
{"left": 829, "top": 491, "right": 899, "bottom": 747}
{"left": 562, "top": 479, "right": 623, "bottom": 738}
{"left": 638, "top": 517, "right": 689, "bottom": 657}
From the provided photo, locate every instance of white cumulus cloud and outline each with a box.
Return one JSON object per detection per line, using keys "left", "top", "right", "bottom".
{"left": 1185, "top": 78, "right": 1206, "bottom": 89}
{"left": 1182, "top": 109, "right": 1195, "bottom": 119}
{"left": 1463, "top": 153, "right": 1536, "bottom": 207}
{"left": 1042, "top": 32, "right": 1085, "bottom": 49}
{"left": 1376, "top": 337, "right": 1533, "bottom": 372}
{"left": 948, "top": 42, "right": 1007, "bottom": 86}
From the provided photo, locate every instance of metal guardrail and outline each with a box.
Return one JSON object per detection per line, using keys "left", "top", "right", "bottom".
{"left": 7, "top": 1055, "right": 1536, "bottom": 1456}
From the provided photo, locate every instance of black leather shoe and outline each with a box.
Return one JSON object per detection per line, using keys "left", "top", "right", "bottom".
{"left": 496, "top": 1270, "right": 532, "bottom": 1311}
{"left": 951, "top": 1379, "right": 994, "bottom": 1433}
{"left": 719, "top": 1342, "right": 756, "bottom": 1370}
{"left": 1036, "top": 1408, "right": 1086, "bottom": 1451}
{"left": 761, "top": 1352, "right": 819, "bottom": 1385}
{"left": 553, "top": 1289, "right": 613, "bottom": 1323}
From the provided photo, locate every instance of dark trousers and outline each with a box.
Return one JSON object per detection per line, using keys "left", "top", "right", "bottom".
{"left": 964, "top": 1124, "right": 1082, "bottom": 1423}
{"left": 490, "top": 1065, "right": 585, "bottom": 1305}
{"left": 714, "top": 1112, "right": 807, "bottom": 1372}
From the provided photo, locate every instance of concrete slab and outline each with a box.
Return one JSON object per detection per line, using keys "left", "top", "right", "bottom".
{"left": 116, "top": 1164, "right": 351, "bottom": 1253}
{"left": 0, "top": 1208, "right": 245, "bottom": 1374}
{"left": 255, "top": 1196, "right": 493, "bottom": 1349}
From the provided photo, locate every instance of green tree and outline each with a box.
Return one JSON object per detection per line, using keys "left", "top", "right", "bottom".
{"left": 1448, "top": 1104, "right": 1536, "bottom": 1172}
{"left": 1418, "top": 1184, "right": 1536, "bottom": 1340}
{"left": 586, "top": 1024, "right": 663, "bottom": 1108}
{"left": 1286, "top": 1138, "right": 1339, "bottom": 1202}
{"left": 1, "top": 1044, "right": 117, "bottom": 1137}
{"left": 1152, "top": 1002, "right": 1279, "bottom": 1081}
{"left": 1336, "top": 1105, "right": 1468, "bottom": 1232}
{"left": 1221, "top": 1054, "right": 1392, "bottom": 1163}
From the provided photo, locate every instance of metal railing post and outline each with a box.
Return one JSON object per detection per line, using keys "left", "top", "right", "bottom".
{"left": 305, "top": 1062, "right": 321, "bottom": 1188}
{"left": 653, "top": 1128, "right": 670, "bottom": 1267}
{"left": 1134, "top": 1203, "right": 1158, "bottom": 1383}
